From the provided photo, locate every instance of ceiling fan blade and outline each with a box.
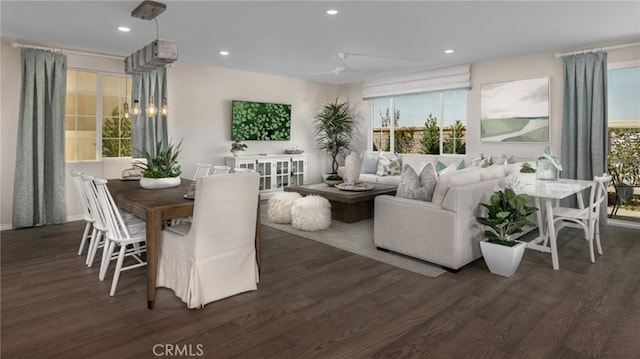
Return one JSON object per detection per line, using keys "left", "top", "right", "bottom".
{"left": 310, "top": 65, "right": 346, "bottom": 75}
{"left": 344, "top": 51, "right": 425, "bottom": 62}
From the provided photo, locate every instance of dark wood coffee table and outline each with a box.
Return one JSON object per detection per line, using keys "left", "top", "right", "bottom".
{"left": 285, "top": 183, "right": 397, "bottom": 223}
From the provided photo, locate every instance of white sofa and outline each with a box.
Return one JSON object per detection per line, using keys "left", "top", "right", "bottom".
{"left": 373, "top": 157, "right": 512, "bottom": 271}
{"left": 340, "top": 152, "right": 522, "bottom": 187}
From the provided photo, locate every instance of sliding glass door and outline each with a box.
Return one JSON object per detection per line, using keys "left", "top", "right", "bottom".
{"left": 607, "top": 64, "right": 640, "bottom": 224}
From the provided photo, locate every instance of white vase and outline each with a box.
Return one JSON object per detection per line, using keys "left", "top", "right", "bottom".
{"left": 344, "top": 152, "right": 362, "bottom": 184}
{"left": 139, "top": 176, "right": 181, "bottom": 189}
{"left": 480, "top": 240, "right": 526, "bottom": 277}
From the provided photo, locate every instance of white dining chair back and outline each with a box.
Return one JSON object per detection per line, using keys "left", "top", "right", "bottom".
{"left": 79, "top": 174, "right": 109, "bottom": 267}
{"left": 93, "top": 178, "right": 147, "bottom": 296}
{"left": 70, "top": 170, "right": 93, "bottom": 256}
{"left": 156, "top": 172, "right": 260, "bottom": 308}
{"left": 193, "top": 163, "right": 212, "bottom": 180}
{"left": 211, "top": 165, "right": 231, "bottom": 175}
{"left": 553, "top": 173, "right": 613, "bottom": 263}
{"left": 233, "top": 167, "right": 255, "bottom": 173}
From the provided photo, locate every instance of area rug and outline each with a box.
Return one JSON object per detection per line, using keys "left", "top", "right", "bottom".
{"left": 260, "top": 205, "right": 446, "bottom": 278}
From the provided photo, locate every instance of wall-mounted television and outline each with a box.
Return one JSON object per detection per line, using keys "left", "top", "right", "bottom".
{"left": 231, "top": 100, "right": 291, "bottom": 141}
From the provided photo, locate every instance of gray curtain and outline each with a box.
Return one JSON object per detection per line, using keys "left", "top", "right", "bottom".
{"left": 131, "top": 68, "right": 168, "bottom": 158}
{"left": 561, "top": 52, "right": 608, "bottom": 221}
{"left": 12, "top": 49, "right": 67, "bottom": 228}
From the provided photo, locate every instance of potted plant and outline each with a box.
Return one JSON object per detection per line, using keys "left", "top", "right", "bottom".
{"left": 231, "top": 140, "right": 247, "bottom": 157}
{"left": 519, "top": 162, "right": 536, "bottom": 185}
{"left": 314, "top": 98, "right": 354, "bottom": 186}
{"left": 134, "top": 139, "right": 183, "bottom": 189}
{"left": 476, "top": 187, "right": 538, "bottom": 276}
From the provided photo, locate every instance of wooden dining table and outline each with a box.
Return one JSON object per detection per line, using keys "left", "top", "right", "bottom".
{"left": 107, "top": 178, "right": 194, "bottom": 309}
{"left": 106, "top": 178, "right": 261, "bottom": 309}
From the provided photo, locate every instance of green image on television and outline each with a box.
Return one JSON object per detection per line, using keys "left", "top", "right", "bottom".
{"left": 231, "top": 100, "right": 291, "bottom": 141}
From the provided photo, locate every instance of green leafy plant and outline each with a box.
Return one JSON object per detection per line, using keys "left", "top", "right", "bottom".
{"left": 231, "top": 140, "right": 247, "bottom": 152}
{"left": 134, "top": 139, "right": 182, "bottom": 178}
{"left": 443, "top": 120, "right": 466, "bottom": 154}
{"left": 232, "top": 101, "right": 291, "bottom": 140}
{"left": 520, "top": 162, "right": 536, "bottom": 173}
{"left": 476, "top": 188, "right": 538, "bottom": 246}
{"left": 419, "top": 114, "right": 440, "bottom": 155}
{"left": 314, "top": 98, "right": 354, "bottom": 174}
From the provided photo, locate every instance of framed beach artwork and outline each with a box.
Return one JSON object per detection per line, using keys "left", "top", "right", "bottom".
{"left": 480, "top": 77, "right": 550, "bottom": 142}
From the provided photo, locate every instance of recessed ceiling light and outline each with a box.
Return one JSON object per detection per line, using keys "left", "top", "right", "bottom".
{"left": 118, "top": 26, "right": 130, "bottom": 32}
{"left": 326, "top": 9, "right": 339, "bottom": 15}
{"left": 444, "top": 49, "right": 454, "bottom": 54}
{"left": 219, "top": 51, "right": 229, "bottom": 56}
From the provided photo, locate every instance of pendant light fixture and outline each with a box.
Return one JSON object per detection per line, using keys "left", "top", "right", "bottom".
{"left": 147, "top": 95, "right": 157, "bottom": 117}
{"left": 123, "top": 77, "right": 130, "bottom": 119}
{"left": 132, "top": 99, "right": 140, "bottom": 115}
{"left": 161, "top": 97, "right": 168, "bottom": 116}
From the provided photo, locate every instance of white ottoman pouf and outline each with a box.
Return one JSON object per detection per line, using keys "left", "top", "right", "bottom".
{"left": 291, "top": 195, "right": 331, "bottom": 231}
{"left": 268, "top": 192, "right": 302, "bottom": 224}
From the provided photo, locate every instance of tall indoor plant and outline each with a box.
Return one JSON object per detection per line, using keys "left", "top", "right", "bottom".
{"left": 476, "top": 187, "right": 538, "bottom": 276}
{"left": 314, "top": 98, "right": 354, "bottom": 185}
{"left": 134, "top": 139, "right": 183, "bottom": 189}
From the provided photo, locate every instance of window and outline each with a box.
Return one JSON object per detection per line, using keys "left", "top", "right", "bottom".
{"left": 65, "top": 69, "right": 132, "bottom": 161}
{"left": 371, "top": 89, "right": 467, "bottom": 154}
{"left": 607, "top": 63, "right": 640, "bottom": 223}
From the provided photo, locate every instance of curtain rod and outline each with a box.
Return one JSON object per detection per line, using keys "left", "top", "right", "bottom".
{"left": 11, "top": 41, "right": 124, "bottom": 61}
{"left": 554, "top": 41, "right": 640, "bottom": 58}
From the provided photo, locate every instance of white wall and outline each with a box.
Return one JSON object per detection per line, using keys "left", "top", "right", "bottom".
{"left": 2, "top": 36, "right": 638, "bottom": 229}
{"left": 0, "top": 37, "right": 341, "bottom": 228}
{"left": 346, "top": 41, "right": 640, "bottom": 162}
{"left": 164, "top": 61, "right": 338, "bottom": 183}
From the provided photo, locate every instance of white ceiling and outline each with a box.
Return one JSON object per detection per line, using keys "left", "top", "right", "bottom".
{"left": 2, "top": 1, "right": 639, "bottom": 84}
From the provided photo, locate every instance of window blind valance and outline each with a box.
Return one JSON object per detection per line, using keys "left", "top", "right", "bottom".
{"left": 362, "top": 64, "right": 471, "bottom": 99}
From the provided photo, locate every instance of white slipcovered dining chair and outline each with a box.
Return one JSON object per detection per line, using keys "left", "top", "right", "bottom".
{"left": 211, "top": 165, "right": 231, "bottom": 175}
{"left": 157, "top": 172, "right": 260, "bottom": 308}
{"left": 70, "top": 170, "right": 94, "bottom": 256}
{"left": 193, "top": 163, "right": 212, "bottom": 180}
{"left": 93, "top": 178, "right": 147, "bottom": 296}
{"left": 553, "top": 173, "right": 613, "bottom": 263}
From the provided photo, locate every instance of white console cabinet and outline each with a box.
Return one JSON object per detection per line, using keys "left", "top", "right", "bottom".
{"left": 225, "top": 154, "right": 307, "bottom": 198}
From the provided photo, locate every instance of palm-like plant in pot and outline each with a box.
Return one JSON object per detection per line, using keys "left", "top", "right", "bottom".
{"left": 134, "top": 139, "right": 183, "bottom": 189}
{"left": 476, "top": 187, "right": 538, "bottom": 276}
{"left": 314, "top": 99, "right": 354, "bottom": 185}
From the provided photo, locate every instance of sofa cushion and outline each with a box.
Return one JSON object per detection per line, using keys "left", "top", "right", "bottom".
{"left": 432, "top": 167, "right": 482, "bottom": 204}
{"left": 360, "top": 151, "right": 380, "bottom": 174}
{"left": 396, "top": 163, "right": 437, "bottom": 202}
{"left": 479, "top": 165, "right": 506, "bottom": 181}
{"left": 438, "top": 162, "right": 458, "bottom": 176}
{"left": 376, "top": 152, "right": 401, "bottom": 176}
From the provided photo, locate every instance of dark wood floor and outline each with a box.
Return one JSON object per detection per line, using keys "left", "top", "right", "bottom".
{"left": 2, "top": 221, "right": 639, "bottom": 359}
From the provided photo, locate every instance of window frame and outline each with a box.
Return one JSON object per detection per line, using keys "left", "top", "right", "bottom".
{"left": 65, "top": 68, "right": 132, "bottom": 162}
{"left": 369, "top": 89, "right": 467, "bottom": 155}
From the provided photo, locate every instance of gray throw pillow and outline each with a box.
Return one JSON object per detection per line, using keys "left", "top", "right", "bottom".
{"left": 418, "top": 162, "right": 438, "bottom": 202}
{"left": 396, "top": 163, "right": 438, "bottom": 202}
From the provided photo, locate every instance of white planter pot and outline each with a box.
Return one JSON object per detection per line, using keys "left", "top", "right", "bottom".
{"left": 139, "top": 176, "right": 181, "bottom": 189}
{"left": 480, "top": 240, "right": 526, "bottom": 277}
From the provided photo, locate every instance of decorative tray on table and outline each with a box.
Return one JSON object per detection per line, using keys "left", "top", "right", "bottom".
{"left": 335, "top": 182, "right": 375, "bottom": 191}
